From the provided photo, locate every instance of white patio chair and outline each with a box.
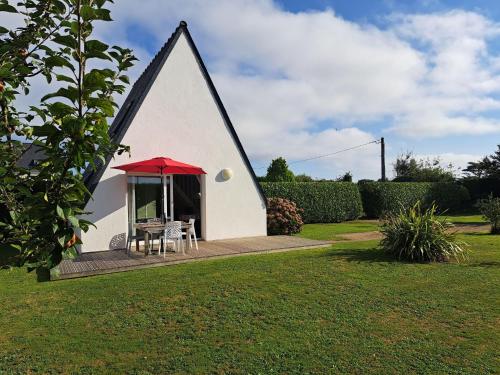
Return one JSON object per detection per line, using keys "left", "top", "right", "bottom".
{"left": 160, "top": 221, "right": 183, "bottom": 257}
{"left": 182, "top": 218, "right": 198, "bottom": 251}
{"left": 147, "top": 227, "right": 165, "bottom": 255}
{"left": 146, "top": 218, "right": 163, "bottom": 255}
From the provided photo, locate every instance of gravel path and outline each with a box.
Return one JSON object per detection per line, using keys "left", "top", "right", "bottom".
{"left": 331, "top": 223, "right": 490, "bottom": 243}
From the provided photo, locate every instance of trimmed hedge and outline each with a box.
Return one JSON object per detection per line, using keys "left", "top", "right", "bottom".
{"left": 358, "top": 182, "right": 470, "bottom": 218}
{"left": 461, "top": 178, "right": 500, "bottom": 201}
{"left": 428, "top": 183, "right": 470, "bottom": 212}
{"left": 261, "top": 182, "right": 363, "bottom": 223}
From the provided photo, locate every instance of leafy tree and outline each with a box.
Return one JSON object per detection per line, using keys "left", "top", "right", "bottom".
{"left": 336, "top": 171, "right": 352, "bottom": 182}
{"left": 265, "top": 157, "right": 295, "bottom": 182}
{"left": 464, "top": 145, "right": 500, "bottom": 179}
{"left": 477, "top": 194, "right": 500, "bottom": 234}
{"left": 0, "top": 0, "right": 136, "bottom": 272}
{"left": 393, "top": 152, "right": 455, "bottom": 182}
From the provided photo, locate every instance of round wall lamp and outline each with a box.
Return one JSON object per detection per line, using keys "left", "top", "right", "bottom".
{"left": 221, "top": 168, "right": 233, "bottom": 181}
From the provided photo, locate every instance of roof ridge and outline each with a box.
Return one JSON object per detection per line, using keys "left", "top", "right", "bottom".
{"left": 131, "top": 21, "right": 187, "bottom": 91}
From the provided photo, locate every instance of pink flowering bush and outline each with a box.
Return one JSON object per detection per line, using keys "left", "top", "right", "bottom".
{"left": 267, "top": 197, "right": 303, "bottom": 235}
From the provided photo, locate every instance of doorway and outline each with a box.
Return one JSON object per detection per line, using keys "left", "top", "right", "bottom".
{"left": 127, "top": 174, "right": 201, "bottom": 239}
{"left": 173, "top": 175, "right": 202, "bottom": 238}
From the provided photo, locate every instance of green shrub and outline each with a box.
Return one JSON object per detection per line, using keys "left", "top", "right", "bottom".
{"left": 380, "top": 202, "right": 468, "bottom": 262}
{"left": 461, "top": 177, "right": 500, "bottom": 201}
{"left": 266, "top": 197, "right": 303, "bottom": 235}
{"left": 477, "top": 195, "right": 500, "bottom": 234}
{"left": 261, "top": 182, "right": 363, "bottom": 223}
{"left": 359, "top": 182, "right": 469, "bottom": 218}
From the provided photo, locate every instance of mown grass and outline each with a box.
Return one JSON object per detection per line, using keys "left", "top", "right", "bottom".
{"left": 296, "top": 214, "right": 487, "bottom": 241}
{"left": 0, "top": 233, "right": 498, "bottom": 374}
{"left": 444, "top": 214, "right": 486, "bottom": 225}
{"left": 296, "top": 220, "right": 380, "bottom": 241}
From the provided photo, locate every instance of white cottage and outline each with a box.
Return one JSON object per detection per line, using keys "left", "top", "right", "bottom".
{"left": 78, "top": 21, "right": 267, "bottom": 253}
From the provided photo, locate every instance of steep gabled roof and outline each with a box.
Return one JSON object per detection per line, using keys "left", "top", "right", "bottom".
{"left": 16, "top": 143, "right": 46, "bottom": 170}
{"left": 84, "top": 21, "right": 266, "bottom": 204}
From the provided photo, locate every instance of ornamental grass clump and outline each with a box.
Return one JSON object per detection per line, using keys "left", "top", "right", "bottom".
{"left": 380, "top": 201, "right": 467, "bottom": 262}
{"left": 267, "top": 197, "right": 303, "bottom": 235}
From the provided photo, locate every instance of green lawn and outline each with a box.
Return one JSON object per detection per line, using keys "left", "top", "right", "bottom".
{"left": 1, "top": 233, "right": 499, "bottom": 374}
{"left": 444, "top": 214, "right": 487, "bottom": 225}
{"left": 296, "top": 220, "right": 380, "bottom": 241}
{"left": 296, "top": 214, "right": 488, "bottom": 241}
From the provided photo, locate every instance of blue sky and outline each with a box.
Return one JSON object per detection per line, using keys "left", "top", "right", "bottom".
{"left": 11, "top": 0, "right": 500, "bottom": 180}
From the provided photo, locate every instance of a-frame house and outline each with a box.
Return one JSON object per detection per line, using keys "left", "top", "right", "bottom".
{"left": 79, "top": 21, "right": 267, "bottom": 252}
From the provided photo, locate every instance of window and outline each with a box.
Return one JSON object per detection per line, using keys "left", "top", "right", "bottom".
{"left": 128, "top": 177, "right": 166, "bottom": 232}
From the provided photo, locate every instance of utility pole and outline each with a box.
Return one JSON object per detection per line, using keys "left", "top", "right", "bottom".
{"left": 380, "top": 137, "right": 386, "bottom": 181}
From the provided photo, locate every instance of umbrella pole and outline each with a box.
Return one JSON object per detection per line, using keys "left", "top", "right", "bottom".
{"left": 161, "top": 171, "right": 166, "bottom": 252}
{"left": 163, "top": 174, "right": 168, "bottom": 222}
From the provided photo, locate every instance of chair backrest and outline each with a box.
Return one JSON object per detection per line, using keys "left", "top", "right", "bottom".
{"left": 188, "top": 218, "right": 196, "bottom": 234}
{"left": 165, "top": 221, "right": 182, "bottom": 239}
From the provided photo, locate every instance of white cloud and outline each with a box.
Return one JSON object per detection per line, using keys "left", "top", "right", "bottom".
{"left": 7, "top": 0, "right": 500, "bottom": 178}
{"left": 99, "top": 1, "right": 500, "bottom": 178}
{"left": 408, "top": 152, "right": 482, "bottom": 177}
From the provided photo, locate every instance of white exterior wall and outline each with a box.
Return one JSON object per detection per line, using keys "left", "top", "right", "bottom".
{"left": 79, "top": 33, "right": 267, "bottom": 252}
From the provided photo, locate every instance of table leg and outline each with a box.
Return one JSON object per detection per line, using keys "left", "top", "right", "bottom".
{"left": 144, "top": 231, "right": 149, "bottom": 257}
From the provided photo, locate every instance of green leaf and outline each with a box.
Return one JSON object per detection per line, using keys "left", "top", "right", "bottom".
{"left": 118, "top": 75, "right": 129, "bottom": 84}
{"left": 62, "top": 247, "right": 78, "bottom": 260}
{"left": 85, "top": 50, "right": 111, "bottom": 61}
{"left": 9, "top": 210, "right": 18, "bottom": 222}
{"left": 86, "top": 40, "right": 108, "bottom": 52}
{"left": 94, "top": 8, "right": 112, "bottom": 21}
{"left": 56, "top": 205, "right": 65, "bottom": 219}
{"left": 0, "top": 4, "right": 17, "bottom": 13}
{"left": 41, "top": 87, "right": 78, "bottom": 103}
{"left": 4, "top": 176, "right": 18, "bottom": 186}
{"left": 61, "top": 117, "right": 86, "bottom": 137}
{"left": 67, "top": 215, "right": 80, "bottom": 228}
{"left": 48, "top": 102, "right": 75, "bottom": 117}
{"left": 45, "top": 56, "right": 73, "bottom": 69}
{"left": 78, "top": 219, "right": 96, "bottom": 231}
{"left": 56, "top": 74, "right": 76, "bottom": 84}
{"left": 30, "top": 106, "right": 47, "bottom": 122}
{"left": 57, "top": 235, "right": 66, "bottom": 247}
{"left": 87, "top": 97, "right": 114, "bottom": 116}
{"left": 83, "top": 70, "right": 106, "bottom": 93}
{"left": 32, "top": 123, "right": 57, "bottom": 137}
{"left": 53, "top": 35, "right": 77, "bottom": 49}
{"left": 80, "top": 5, "right": 95, "bottom": 20}
{"left": 0, "top": 26, "right": 8, "bottom": 34}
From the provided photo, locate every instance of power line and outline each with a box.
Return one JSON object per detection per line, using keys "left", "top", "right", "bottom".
{"left": 254, "top": 139, "right": 380, "bottom": 170}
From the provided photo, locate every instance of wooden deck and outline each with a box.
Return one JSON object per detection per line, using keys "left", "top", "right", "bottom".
{"left": 51, "top": 236, "right": 330, "bottom": 280}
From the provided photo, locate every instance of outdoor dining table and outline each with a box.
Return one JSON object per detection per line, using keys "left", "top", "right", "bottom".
{"left": 134, "top": 221, "right": 193, "bottom": 256}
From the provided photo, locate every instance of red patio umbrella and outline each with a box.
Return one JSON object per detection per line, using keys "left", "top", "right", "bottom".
{"left": 112, "top": 157, "right": 206, "bottom": 175}
{"left": 112, "top": 157, "right": 206, "bottom": 223}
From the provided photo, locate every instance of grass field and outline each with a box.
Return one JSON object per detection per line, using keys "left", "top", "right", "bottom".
{"left": 296, "top": 220, "right": 380, "bottom": 241}
{"left": 296, "top": 214, "right": 488, "bottom": 241}
{"left": 444, "top": 214, "right": 486, "bottom": 225}
{"left": 1, "top": 229, "right": 498, "bottom": 374}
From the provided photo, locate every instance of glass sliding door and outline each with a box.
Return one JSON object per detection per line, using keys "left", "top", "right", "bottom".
{"left": 135, "top": 180, "right": 161, "bottom": 221}
{"left": 128, "top": 176, "right": 171, "bottom": 237}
